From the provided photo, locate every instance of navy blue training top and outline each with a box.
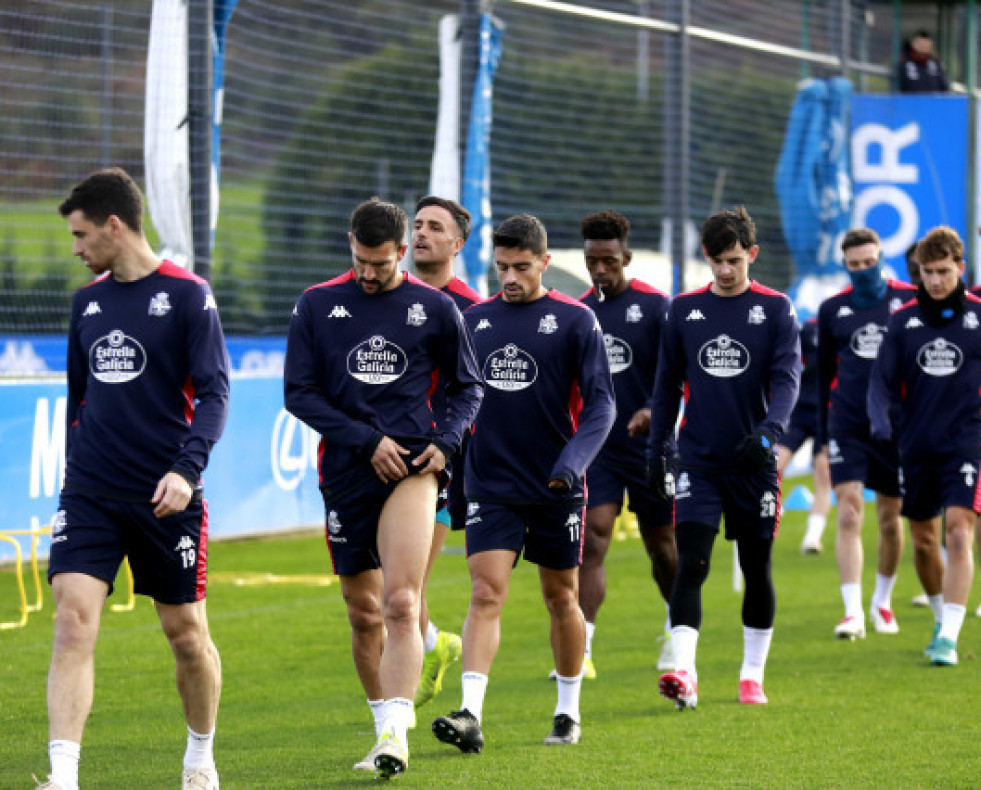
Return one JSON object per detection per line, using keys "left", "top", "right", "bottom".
{"left": 817, "top": 280, "right": 915, "bottom": 446}
{"left": 581, "top": 279, "right": 670, "bottom": 470}
{"left": 284, "top": 270, "right": 484, "bottom": 490}
{"left": 463, "top": 289, "right": 616, "bottom": 504}
{"left": 649, "top": 281, "right": 801, "bottom": 470}
{"left": 868, "top": 293, "right": 981, "bottom": 459}
{"left": 64, "top": 260, "right": 230, "bottom": 500}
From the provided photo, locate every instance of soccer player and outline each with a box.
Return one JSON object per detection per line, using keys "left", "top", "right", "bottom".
{"left": 40, "top": 168, "right": 230, "bottom": 790}
{"left": 575, "top": 210, "right": 676, "bottom": 677}
{"left": 817, "top": 228, "right": 915, "bottom": 640}
{"left": 775, "top": 317, "right": 831, "bottom": 554}
{"left": 869, "top": 226, "right": 981, "bottom": 666}
{"left": 432, "top": 214, "right": 615, "bottom": 750}
{"left": 409, "top": 195, "right": 482, "bottom": 709}
{"left": 284, "top": 198, "right": 483, "bottom": 777}
{"left": 650, "top": 207, "right": 800, "bottom": 709}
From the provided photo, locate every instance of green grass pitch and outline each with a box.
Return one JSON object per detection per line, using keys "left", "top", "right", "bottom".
{"left": 2, "top": 493, "right": 979, "bottom": 788}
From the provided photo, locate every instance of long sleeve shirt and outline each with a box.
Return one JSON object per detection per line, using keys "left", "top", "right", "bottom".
{"left": 868, "top": 294, "right": 981, "bottom": 459}
{"left": 284, "top": 270, "right": 484, "bottom": 489}
{"left": 463, "top": 289, "right": 615, "bottom": 504}
{"left": 64, "top": 261, "right": 230, "bottom": 500}
{"left": 581, "top": 280, "right": 670, "bottom": 470}
{"left": 649, "top": 282, "right": 800, "bottom": 470}
{"left": 817, "top": 281, "right": 916, "bottom": 446}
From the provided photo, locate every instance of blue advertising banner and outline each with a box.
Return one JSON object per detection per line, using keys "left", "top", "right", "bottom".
{"left": 0, "top": 375, "right": 324, "bottom": 563}
{"left": 851, "top": 94, "right": 968, "bottom": 278}
{"left": 0, "top": 335, "right": 286, "bottom": 377}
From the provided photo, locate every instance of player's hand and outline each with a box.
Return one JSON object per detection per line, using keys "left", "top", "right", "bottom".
{"left": 152, "top": 471, "right": 194, "bottom": 518}
{"left": 734, "top": 429, "right": 776, "bottom": 473}
{"left": 412, "top": 443, "right": 447, "bottom": 476}
{"left": 627, "top": 408, "right": 652, "bottom": 438}
{"left": 647, "top": 454, "right": 676, "bottom": 500}
{"left": 371, "top": 436, "right": 410, "bottom": 482}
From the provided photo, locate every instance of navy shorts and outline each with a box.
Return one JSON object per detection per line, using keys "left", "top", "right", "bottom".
{"left": 585, "top": 459, "right": 673, "bottom": 526}
{"left": 779, "top": 404, "right": 817, "bottom": 455}
{"left": 827, "top": 434, "right": 900, "bottom": 495}
{"left": 464, "top": 500, "right": 585, "bottom": 570}
{"left": 900, "top": 454, "right": 981, "bottom": 520}
{"left": 49, "top": 489, "right": 210, "bottom": 604}
{"left": 673, "top": 466, "right": 780, "bottom": 540}
{"left": 321, "top": 462, "right": 444, "bottom": 577}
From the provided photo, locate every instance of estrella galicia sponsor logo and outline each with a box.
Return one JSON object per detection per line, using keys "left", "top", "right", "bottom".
{"left": 917, "top": 338, "right": 962, "bottom": 377}
{"left": 148, "top": 291, "right": 172, "bottom": 317}
{"left": 347, "top": 335, "right": 408, "bottom": 384}
{"left": 51, "top": 509, "right": 68, "bottom": 544}
{"left": 326, "top": 510, "right": 347, "bottom": 543}
{"left": 89, "top": 330, "right": 147, "bottom": 383}
{"left": 603, "top": 334, "right": 632, "bottom": 374}
{"left": 850, "top": 323, "right": 885, "bottom": 360}
{"left": 698, "top": 334, "right": 749, "bottom": 378}
{"left": 484, "top": 344, "right": 538, "bottom": 391}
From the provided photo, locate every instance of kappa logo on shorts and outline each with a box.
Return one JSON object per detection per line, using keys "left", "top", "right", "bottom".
{"left": 760, "top": 491, "right": 777, "bottom": 518}
{"left": 827, "top": 439, "right": 842, "bottom": 463}
{"left": 675, "top": 472, "right": 691, "bottom": 498}
{"left": 50, "top": 510, "right": 68, "bottom": 544}
{"left": 174, "top": 535, "right": 197, "bottom": 569}
{"left": 960, "top": 463, "right": 976, "bottom": 486}
{"left": 466, "top": 502, "right": 482, "bottom": 526}
{"left": 175, "top": 535, "right": 195, "bottom": 551}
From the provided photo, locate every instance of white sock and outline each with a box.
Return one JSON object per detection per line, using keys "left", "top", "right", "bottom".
{"left": 461, "top": 671, "right": 489, "bottom": 723}
{"left": 804, "top": 514, "right": 826, "bottom": 542}
{"left": 929, "top": 594, "right": 944, "bottom": 624}
{"left": 939, "top": 603, "right": 967, "bottom": 642}
{"left": 664, "top": 612, "right": 671, "bottom": 632}
{"left": 183, "top": 726, "right": 215, "bottom": 771}
{"left": 584, "top": 621, "right": 596, "bottom": 659}
{"left": 840, "top": 583, "right": 863, "bottom": 619}
{"left": 870, "top": 573, "right": 898, "bottom": 611}
{"left": 740, "top": 626, "right": 773, "bottom": 684}
{"left": 49, "top": 740, "right": 80, "bottom": 790}
{"left": 368, "top": 698, "right": 386, "bottom": 737}
{"left": 424, "top": 621, "right": 440, "bottom": 653}
{"left": 379, "top": 697, "right": 414, "bottom": 746}
{"left": 554, "top": 673, "right": 582, "bottom": 722}
{"left": 670, "top": 625, "right": 699, "bottom": 680}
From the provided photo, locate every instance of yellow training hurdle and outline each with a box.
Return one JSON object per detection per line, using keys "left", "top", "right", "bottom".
{"left": 1, "top": 517, "right": 135, "bottom": 629}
